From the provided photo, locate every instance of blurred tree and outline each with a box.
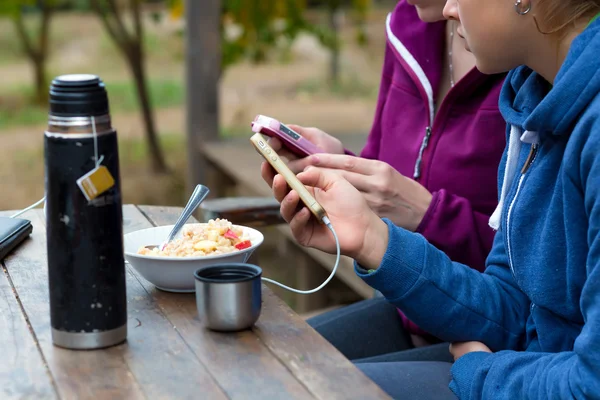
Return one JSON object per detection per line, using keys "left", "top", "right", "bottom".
{"left": 319, "top": 0, "right": 371, "bottom": 86}
{"left": 0, "top": 0, "right": 60, "bottom": 105}
{"left": 90, "top": 0, "right": 168, "bottom": 173}
{"left": 167, "top": 0, "right": 371, "bottom": 84}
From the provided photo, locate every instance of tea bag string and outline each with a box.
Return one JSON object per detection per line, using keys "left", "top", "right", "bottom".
{"left": 92, "top": 116, "right": 104, "bottom": 166}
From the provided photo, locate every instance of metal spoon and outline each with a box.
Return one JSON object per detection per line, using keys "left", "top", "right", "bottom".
{"left": 144, "top": 184, "right": 210, "bottom": 251}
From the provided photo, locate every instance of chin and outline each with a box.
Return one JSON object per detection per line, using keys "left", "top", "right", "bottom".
{"left": 413, "top": 6, "right": 445, "bottom": 23}
{"left": 474, "top": 60, "right": 510, "bottom": 76}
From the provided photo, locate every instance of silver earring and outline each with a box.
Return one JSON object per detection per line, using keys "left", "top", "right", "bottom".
{"left": 515, "top": 0, "right": 531, "bottom": 15}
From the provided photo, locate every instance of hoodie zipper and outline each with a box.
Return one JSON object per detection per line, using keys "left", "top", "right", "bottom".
{"left": 506, "top": 144, "right": 539, "bottom": 276}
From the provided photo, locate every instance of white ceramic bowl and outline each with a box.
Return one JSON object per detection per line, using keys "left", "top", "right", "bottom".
{"left": 123, "top": 224, "right": 264, "bottom": 293}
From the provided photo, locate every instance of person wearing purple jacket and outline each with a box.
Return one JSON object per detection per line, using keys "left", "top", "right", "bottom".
{"left": 263, "top": 0, "right": 506, "bottom": 361}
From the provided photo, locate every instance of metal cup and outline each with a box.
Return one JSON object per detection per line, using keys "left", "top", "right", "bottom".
{"left": 194, "top": 264, "right": 262, "bottom": 331}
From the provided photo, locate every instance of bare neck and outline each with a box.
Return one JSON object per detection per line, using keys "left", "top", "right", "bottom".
{"left": 436, "top": 21, "right": 476, "bottom": 109}
{"left": 524, "top": 21, "right": 589, "bottom": 84}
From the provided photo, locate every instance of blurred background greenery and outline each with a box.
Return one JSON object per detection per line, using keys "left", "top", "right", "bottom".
{"left": 0, "top": 0, "right": 396, "bottom": 211}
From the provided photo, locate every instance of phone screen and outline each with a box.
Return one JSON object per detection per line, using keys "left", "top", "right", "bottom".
{"left": 279, "top": 123, "right": 301, "bottom": 141}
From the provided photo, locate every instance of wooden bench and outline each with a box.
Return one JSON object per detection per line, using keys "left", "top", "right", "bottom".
{"left": 198, "top": 135, "right": 375, "bottom": 313}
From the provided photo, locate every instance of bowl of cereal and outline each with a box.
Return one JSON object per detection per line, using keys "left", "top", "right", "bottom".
{"left": 123, "top": 219, "right": 264, "bottom": 292}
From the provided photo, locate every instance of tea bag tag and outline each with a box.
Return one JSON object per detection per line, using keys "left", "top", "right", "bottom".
{"left": 76, "top": 115, "right": 114, "bottom": 201}
{"left": 77, "top": 165, "right": 115, "bottom": 201}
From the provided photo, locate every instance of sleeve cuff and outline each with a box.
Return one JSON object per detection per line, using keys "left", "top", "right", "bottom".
{"left": 415, "top": 190, "right": 441, "bottom": 235}
{"left": 449, "top": 351, "right": 493, "bottom": 400}
{"left": 354, "top": 218, "right": 428, "bottom": 299}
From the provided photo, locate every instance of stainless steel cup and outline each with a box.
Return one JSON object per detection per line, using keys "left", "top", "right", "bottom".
{"left": 194, "top": 264, "right": 262, "bottom": 331}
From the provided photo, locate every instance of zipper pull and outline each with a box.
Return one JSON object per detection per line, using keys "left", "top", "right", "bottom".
{"left": 521, "top": 144, "right": 538, "bottom": 174}
{"left": 413, "top": 126, "right": 432, "bottom": 179}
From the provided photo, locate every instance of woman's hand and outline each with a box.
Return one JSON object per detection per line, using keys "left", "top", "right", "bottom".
{"left": 266, "top": 125, "right": 345, "bottom": 171}
{"left": 450, "top": 341, "right": 492, "bottom": 361}
{"left": 272, "top": 166, "right": 389, "bottom": 270}
{"left": 261, "top": 125, "right": 346, "bottom": 188}
{"left": 287, "top": 154, "right": 433, "bottom": 231}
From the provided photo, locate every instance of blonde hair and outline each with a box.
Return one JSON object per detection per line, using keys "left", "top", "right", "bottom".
{"left": 535, "top": 0, "right": 600, "bottom": 35}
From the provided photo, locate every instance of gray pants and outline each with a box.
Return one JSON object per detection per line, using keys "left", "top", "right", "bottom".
{"left": 356, "top": 361, "right": 456, "bottom": 400}
{"left": 307, "top": 297, "right": 457, "bottom": 399}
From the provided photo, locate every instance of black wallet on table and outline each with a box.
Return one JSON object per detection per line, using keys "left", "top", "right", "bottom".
{"left": 0, "top": 216, "right": 33, "bottom": 261}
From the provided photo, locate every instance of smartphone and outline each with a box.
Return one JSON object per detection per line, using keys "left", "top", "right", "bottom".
{"left": 251, "top": 114, "right": 324, "bottom": 158}
{"left": 250, "top": 132, "right": 326, "bottom": 222}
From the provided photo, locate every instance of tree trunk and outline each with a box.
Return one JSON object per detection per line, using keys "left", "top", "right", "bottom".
{"left": 33, "top": 56, "right": 47, "bottom": 105}
{"left": 13, "top": 5, "right": 50, "bottom": 105}
{"left": 90, "top": 0, "right": 169, "bottom": 174}
{"left": 128, "top": 48, "right": 169, "bottom": 173}
{"left": 33, "top": 0, "right": 52, "bottom": 105}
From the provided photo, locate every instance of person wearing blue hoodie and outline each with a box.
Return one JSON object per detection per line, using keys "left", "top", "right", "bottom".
{"left": 261, "top": 0, "right": 600, "bottom": 398}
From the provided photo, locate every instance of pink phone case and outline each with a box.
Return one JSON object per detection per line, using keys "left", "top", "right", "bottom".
{"left": 251, "top": 115, "right": 324, "bottom": 157}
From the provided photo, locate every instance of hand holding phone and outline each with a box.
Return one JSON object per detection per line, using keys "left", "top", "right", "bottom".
{"left": 250, "top": 132, "right": 326, "bottom": 222}
{"left": 250, "top": 134, "right": 349, "bottom": 296}
{"left": 251, "top": 115, "right": 324, "bottom": 158}
{"left": 251, "top": 131, "right": 389, "bottom": 271}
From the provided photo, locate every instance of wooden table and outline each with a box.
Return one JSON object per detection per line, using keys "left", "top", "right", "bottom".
{"left": 0, "top": 205, "right": 390, "bottom": 400}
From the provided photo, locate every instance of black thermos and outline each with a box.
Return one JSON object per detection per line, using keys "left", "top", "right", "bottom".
{"left": 45, "top": 74, "right": 127, "bottom": 349}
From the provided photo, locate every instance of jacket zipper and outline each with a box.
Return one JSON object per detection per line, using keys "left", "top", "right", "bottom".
{"left": 506, "top": 144, "right": 539, "bottom": 277}
{"left": 411, "top": 70, "right": 483, "bottom": 180}
{"left": 384, "top": 13, "right": 435, "bottom": 181}
{"left": 385, "top": 13, "right": 483, "bottom": 182}
{"left": 413, "top": 127, "right": 432, "bottom": 179}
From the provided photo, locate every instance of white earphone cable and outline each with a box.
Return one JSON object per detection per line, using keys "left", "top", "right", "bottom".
{"left": 10, "top": 197, "right": 46, "bottom": 219}
{"left": 261, "top": 216, "right": 340, "bottom": 294}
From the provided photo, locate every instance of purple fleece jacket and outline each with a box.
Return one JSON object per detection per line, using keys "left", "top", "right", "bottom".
{"left": 361, "top": 1, "right": 506, "bottom": 336}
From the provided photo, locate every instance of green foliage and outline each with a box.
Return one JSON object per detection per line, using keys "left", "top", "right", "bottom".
{"left": 0, "top": 0, "right": 65, "bottom": 15}
{"left": 0, "top": 0, "right": 67, "bottom": 105}
{"left": 167, "top": 0, "right": 371, "bottom": 71}
{"left": 221, "top": 0, "right": 310, "bottom": 68}
{"left": 0, "top": 0, "right": 35, "bottom": 16}
{"left": 351, "top": 0, "right": 371, "bottom": 46}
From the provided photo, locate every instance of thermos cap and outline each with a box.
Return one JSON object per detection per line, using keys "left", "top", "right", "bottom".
{"left": 49, "top": 74, "right": 109, "bottom": 117}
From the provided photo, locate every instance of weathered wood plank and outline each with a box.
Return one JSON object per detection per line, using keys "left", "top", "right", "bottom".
{"left": 3, "top": 208, "right": 227, "bottom": 400}
{"left": 1, "top": 209, "right": 143, "bottom": 399}
{"left": 202, "top": 135, "right": 368, "bottom": 200}
{"left": 138, "top": 205, "right": 390, "bottom": 400}
{"left": 0, "top": 254, "right": 57, "bottom": 399}
{"left": 130, "top": 205, "right": 314, "bottom": 399}
{"left": 254, "top": 288, "right": 391, "bottom": 400}
{"left": 199, "top": 197, "right": 284, "bottom": 227}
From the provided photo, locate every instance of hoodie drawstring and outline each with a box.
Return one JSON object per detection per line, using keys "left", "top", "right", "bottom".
{"left": 489, "top": 127, "right": 540, "bottom": 230}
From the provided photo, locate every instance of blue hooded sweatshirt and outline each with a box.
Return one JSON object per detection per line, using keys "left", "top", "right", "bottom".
{"left": 356, "top": 18, "right": 600, "bottom": 400}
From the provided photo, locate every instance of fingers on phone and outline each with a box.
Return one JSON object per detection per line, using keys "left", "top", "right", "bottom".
{"left": 289, "top": 207, "right": 311, "bottom": 237}
{"left": 272, "top": 174, "right": 290, "bottom": 202}
{"left": 267, "top": 137, "right": 283, "bottom": 152}
{"left": 280, "top": 190, "right": 300, "bottom": 223}
{"left": 288, "top": 157, "right": 312, "bottom": 174}
{"left": 261, "top": 161, "right": 276, "bottom": 186}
